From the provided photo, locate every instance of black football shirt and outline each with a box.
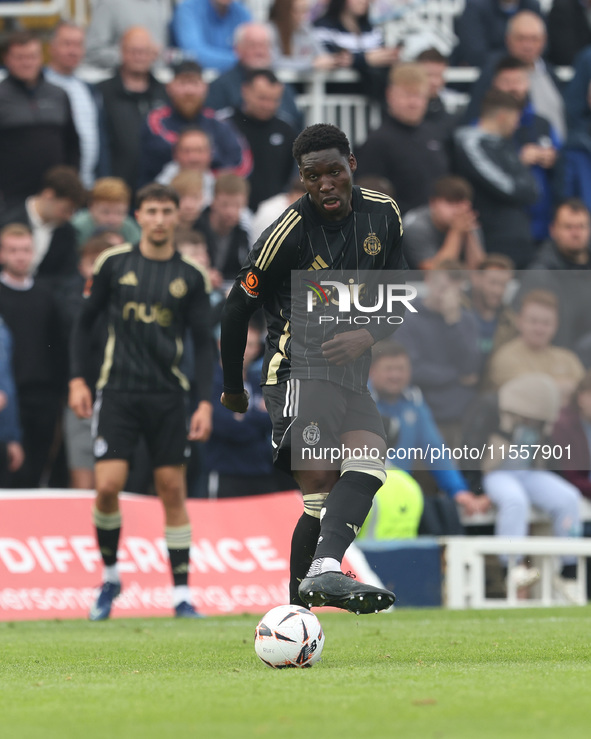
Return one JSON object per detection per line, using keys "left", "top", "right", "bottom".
{"left": 71, "top": 243, "right": 213, "bottom": 399}
{"left": 221, "top": 186, "right": 406, "bottom": 393}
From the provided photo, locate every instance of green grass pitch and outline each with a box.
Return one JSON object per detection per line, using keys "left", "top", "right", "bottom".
{"left": 1, "top": 607, "right": 590, "bottom": 739}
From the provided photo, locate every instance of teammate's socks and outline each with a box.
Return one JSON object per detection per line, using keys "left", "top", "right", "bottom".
{"left": 93, "top": 507, "right": 122, "bottom": 568}
{"left": 166, "top": 524, "right": 192, "bottom": 587}
{"left": 173, "top": 585, "right": 191, "bottom": 607}
{"left": 103, "top": 564, "right": 120, "bottom": 584}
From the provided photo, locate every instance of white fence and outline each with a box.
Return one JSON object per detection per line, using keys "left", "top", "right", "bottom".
{"left": 443, "top": 536, "right": 591, "bottom": 609}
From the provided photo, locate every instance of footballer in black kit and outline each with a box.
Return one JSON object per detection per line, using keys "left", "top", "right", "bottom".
{"left": 220, "top": 124, "right": 407, "bottom": 614}
{"left": 70, "top": 183, "right": 214, "bottom": 621}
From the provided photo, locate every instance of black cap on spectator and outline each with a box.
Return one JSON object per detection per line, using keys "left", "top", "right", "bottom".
{"left": 172, "top": 60, "right": 203, "bottom": 77}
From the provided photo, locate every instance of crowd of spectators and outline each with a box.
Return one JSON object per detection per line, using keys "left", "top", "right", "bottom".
{"left": 2, "top": 0, "right": 591, "bottom": 596}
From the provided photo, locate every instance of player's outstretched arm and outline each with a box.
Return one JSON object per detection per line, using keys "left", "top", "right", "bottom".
{"left": 69, "top": 377, "right": 93, "bottom": 419}
{"left": 188, "top": 400, "right": 213, "bottom": 442}
{"left": 220, "top": 283, "right": 259, "bottom": 398}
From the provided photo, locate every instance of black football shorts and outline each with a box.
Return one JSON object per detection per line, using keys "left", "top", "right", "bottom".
{"left": 92, "top": 390, "right": 189, "bottom": 467}
{"left": 262, "top": 379, "right": 386, "bottom": 473}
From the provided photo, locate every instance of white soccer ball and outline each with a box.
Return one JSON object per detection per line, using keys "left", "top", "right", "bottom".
{"left": 254, "top": 604, "right": 325, "bottom": 669}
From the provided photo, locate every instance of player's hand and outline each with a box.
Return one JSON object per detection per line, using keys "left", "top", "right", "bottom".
{"left": 220, "top": 390, "right": 250, "bottom": 413}
{"left": 188, "top": 401, "right": 213, "bottom": 442}
{"left": 455, "top": 491, "right": 491, "bottom": 516}
{"left": 6, "top": 441, "right": 24, "bottom": 472}
{"left": 68, "top": 378, "right": 93, "bottom": 419}
{"left": 321, "top": 329, "right": 374, "bottom": 365}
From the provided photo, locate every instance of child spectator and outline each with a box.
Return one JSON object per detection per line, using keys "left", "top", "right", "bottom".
{"left": 170, "top": 171, "right": 206, "bottom": 231}
{"left": 464, "top": 254, "right": 517, "bottom": 376}
{"left": 72, "top": 178, "right": 141, "bottom": 247}
{"left": 477, "top": 373, "right": 582, "bottom": 598}
{"left": 486, "top": 289, "right": 585, "bottom": 403}
{"left": 194, "top": 172, "right": 250, "bottom": 281}
{"left": 369, "top": 341, "right": 488, "bottom": 517}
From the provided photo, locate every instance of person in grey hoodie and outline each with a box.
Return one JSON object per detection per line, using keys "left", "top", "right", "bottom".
{"left": 453, "top": 89, "right": 539, "bottom": 268}
{"left": 85, "top": 0, "right": 171, "bottom": 68}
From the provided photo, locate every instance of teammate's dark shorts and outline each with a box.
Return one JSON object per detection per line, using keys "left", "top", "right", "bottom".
{"left": 262, "top": 379, "right": 386, "bottom": 473}
{"left": 92, "top": 390, "right": 189, "bottom": 467}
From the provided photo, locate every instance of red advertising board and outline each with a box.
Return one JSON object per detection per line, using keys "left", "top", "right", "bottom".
{"left": 0, "top": 490, "right": 306, "bottom": 621}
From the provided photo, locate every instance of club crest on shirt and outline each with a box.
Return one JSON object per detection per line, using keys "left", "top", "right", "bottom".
{"left": 363, "top": 232, "right": 381, "bottom": 256}
{"left": 302, "top": 422, "right": 320, "bottom": 446}
{"left": 94, "top": 437, "right": 108, "bottom": 458}
{"left": 169, "top": 278, "right": 188, "bottom": 298}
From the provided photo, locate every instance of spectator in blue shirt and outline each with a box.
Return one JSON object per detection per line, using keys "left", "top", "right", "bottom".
{"left": 369, "top": 340, "right": 488, "bottom": 515}
{"left": 0, "top": 316, "right": 24, "bottom": 483}
{"left": 172, "top": 0, "right": 252, "bottom": 72}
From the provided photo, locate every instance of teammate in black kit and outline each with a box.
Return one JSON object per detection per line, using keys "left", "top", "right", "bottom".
{"left": 220, "top": 124, "right": 407, "bottom": 614}
{"left": 69, "top": 183, "right": 213, "bottom": 620}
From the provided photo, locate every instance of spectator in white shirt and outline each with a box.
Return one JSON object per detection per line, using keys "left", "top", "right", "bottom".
{"left": 46, "top": 22, "right": 101, "bottom": 189}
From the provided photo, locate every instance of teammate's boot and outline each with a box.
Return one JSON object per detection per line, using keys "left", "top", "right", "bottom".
{"left": 298, "top": 571, "right": 395, "bottom": 614}
{"left": 89, "top": 581, "right": 122, "bottom": 621}
{"left": 174, "top": 601, "right": 205, "bottom": 619}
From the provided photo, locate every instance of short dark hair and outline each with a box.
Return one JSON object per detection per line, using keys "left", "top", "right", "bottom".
{"left": 553, "top": 198, "right": 590, "bottom": 219}
{"left": 42, "top": 166, "right": 86, "bottom": 208}
{"left": 292, "top": 123, "right": 351, "bottom": 165}
{"left": 478, "top": 253, "right": 515, "bottom": 272}
{"left": 136, "top": 183, "right": 180, "bottom": 209}
{"left": 242, "top": 68, "right": 280, "bottom": 86}
{"left": 416, "top": 48, "right": 448, "bottom": 65}
{"left": 0, "top": 222, "right": 32, "bottom": 246}
{"left": 79, "top": 234, "right": 112, "bottom": 259}
{"left": 372, "top": 340, "right": 409, "bottom": 362}
{"left": 480, "top": 89, "right": 523, "bottom": 117}
{"left": 176, "top": 126, "right": 211, "bottom": 147}
{"left": 520, "top": 288, "right": 559, "bottom": 313}
{"left": 171, "top": 59, "right": 203, "bottom": 78}
{"left": 50, "top": 20, "right": 84, "bottom": 42}
{"left": 214, "top": 172, "right": 250, "bottom": 197}
{"left": 430, "top": 176, "right": 473, "bottom": 203}
{"left": 175, "top": 228, "right": 207, "bottom": 247}
{"left": 2, "top": 31, "right": 40, "bottom": 58}
{"left": 494, "top": 55, "right": 529, "bottom": 76}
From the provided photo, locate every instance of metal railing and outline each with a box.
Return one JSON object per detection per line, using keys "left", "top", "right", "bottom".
{"left": 0, "top": 0, "right": 67, "bottom": 17}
